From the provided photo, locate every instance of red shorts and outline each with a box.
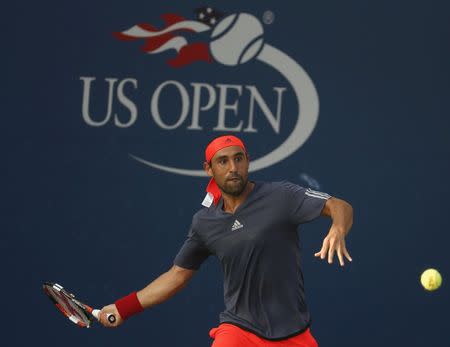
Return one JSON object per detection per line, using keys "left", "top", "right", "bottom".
{"left": 209, "top": 323, "right": 319, "bottom": 347}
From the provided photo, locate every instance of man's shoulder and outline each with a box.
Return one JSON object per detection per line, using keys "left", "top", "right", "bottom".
{"left": 191, "top": 206, "right": 215, "bottom": 224}
{"left": 258, "top": 180, "right": 300, "bottom": 193}
{"left": 254, "top": 181, "right": 310, "bottom": 203}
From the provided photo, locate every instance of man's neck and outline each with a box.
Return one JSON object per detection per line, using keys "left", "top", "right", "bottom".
{"left": 222, "top": 181, "right": 255, "bottom": 214}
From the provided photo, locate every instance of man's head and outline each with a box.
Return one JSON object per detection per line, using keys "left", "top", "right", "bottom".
{"left": 203, "top": 136, "right": 250, "bottom": 203}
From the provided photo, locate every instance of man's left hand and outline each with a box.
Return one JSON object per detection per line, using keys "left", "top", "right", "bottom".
{"left": 314, "top": 225, "right": 352, "bottom": 266}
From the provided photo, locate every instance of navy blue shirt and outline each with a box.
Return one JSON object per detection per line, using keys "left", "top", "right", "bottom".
{"left": 174, "top": 181, "right": 331, "bottom": 340}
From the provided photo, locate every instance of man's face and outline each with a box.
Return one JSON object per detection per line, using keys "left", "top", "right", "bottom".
{"left": 204, "top": 146, "right": 249, "bottom": 197}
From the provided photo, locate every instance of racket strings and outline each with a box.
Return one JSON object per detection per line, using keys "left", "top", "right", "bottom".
{"left": 44, "top": 284, "right": 92, "bottom": 328}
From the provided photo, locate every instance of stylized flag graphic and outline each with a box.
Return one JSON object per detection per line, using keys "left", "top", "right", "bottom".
{"left": 113, "top": 8, "right": 224, "bottom": 68}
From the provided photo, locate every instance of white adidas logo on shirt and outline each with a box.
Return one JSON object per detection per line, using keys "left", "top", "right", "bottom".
{"left": 231, "top": 219, "right": 244, "bottom": 231}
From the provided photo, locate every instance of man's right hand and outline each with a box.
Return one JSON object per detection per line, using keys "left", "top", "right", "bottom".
{"left": 98, "top": 304, "right": 123, "bottom": 328}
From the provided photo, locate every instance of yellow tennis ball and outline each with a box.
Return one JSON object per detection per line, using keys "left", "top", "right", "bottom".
{"left": 420, "top": 268, "right": 442, "bottom": 291}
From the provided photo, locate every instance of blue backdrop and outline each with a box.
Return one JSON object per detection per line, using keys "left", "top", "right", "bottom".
{"left": 3, "top": 1, "right": 449, "bottom": 346}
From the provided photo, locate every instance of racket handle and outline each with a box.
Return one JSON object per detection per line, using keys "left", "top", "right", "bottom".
{"left": 92, "top": 309, "right": 116, "bottom": 324}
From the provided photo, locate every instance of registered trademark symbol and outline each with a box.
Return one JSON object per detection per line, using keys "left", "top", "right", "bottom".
{"left": 262, "top": 10, "right": 274, "bottom": 25}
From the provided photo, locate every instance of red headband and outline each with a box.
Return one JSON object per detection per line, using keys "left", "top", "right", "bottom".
{"left": 203, "top": 135, "right": 246, "bottom": 207}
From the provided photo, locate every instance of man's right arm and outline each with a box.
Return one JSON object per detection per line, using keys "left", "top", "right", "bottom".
{"left": 99, "top": 265, "right": 195, "bottom": 327}
{"left": 137, "top": 265, "right": 195, "bottom": 308}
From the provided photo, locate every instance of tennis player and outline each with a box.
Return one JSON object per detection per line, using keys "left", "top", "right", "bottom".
{"left": 99, "top": 135, "right": 353, "bottom": 347}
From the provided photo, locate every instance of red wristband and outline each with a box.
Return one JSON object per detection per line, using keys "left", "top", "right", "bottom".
{"left": 114, "top": 292, "right": 144, "bottom": 320}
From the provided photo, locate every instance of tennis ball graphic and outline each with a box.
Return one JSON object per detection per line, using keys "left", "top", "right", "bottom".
{"left": 210, "top": 13, "right": 264, "bottom": 66}
{"left": 420, "top": 268, "right": 442, "bottom": 291}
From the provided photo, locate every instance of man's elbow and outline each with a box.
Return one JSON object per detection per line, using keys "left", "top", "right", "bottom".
{"left": 342, "top": 199, "right": 353, "bottom": 215}
{"left": 345, "top": 200, "right": 354, "bottom": 226}
{"left": 169, "top": 265, "right": 196, "bottom": 288}
{"left": 324, "top": 197, "right": 354, "bottom": 222}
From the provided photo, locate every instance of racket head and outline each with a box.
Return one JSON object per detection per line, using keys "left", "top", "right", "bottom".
{"left": 43, "top": 282, "right": 94, "bottom": 328}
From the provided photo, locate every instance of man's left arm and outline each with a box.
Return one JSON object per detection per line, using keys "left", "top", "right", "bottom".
{"left": 315, "top": 197, "right": 354, "bottom": 266}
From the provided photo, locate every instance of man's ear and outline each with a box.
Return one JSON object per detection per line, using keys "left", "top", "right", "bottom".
{"left": 203, "top": 161, "right": 213, "bottom": 177}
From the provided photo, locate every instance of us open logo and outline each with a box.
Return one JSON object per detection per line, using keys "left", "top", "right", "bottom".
{"left": 80, "top": 8, "right": 319, "bottom": 177}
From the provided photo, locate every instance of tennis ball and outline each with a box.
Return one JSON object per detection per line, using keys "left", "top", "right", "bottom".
{"left": 420, "top": 268, "right": 442, "bottom": 291}
{"left": 210, "top": 13, "right": 264, "bottom": 66}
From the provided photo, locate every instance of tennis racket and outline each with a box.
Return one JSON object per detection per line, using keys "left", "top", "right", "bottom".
{"left": 43, "top": 282, "right": 116, "bottom": 328}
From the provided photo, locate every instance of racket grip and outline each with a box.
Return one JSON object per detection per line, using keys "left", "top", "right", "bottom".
{"left": 92, "top": 309, "right": 116, "bottom": 324}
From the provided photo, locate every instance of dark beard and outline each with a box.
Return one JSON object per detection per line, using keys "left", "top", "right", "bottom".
{"left": 219, "top": 175, "right": 248, "bottom": 197}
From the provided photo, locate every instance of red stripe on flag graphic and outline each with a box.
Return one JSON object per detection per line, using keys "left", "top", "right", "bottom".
{"left": 113, "top": 13, "right": 212, "bottom": 67}
{"left": 168, "top": 42, "right": 212, "bottom": 68}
